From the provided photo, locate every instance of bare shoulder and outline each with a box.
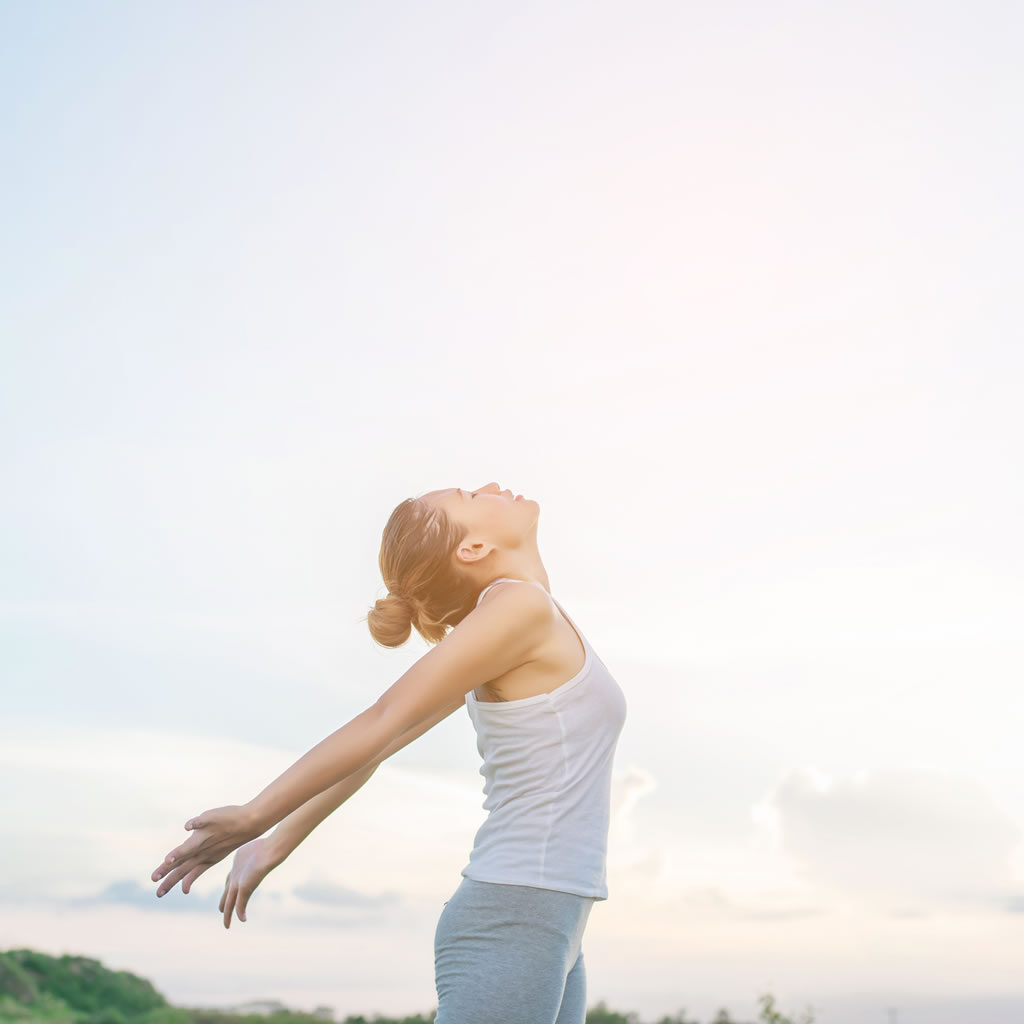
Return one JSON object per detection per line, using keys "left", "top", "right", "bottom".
{"left": 373, "top": 579, "right": 552, "bottom": 736}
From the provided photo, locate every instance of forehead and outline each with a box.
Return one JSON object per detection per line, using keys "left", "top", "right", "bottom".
{"left": 421, "top": 487, "right": 459, "bottom": 502}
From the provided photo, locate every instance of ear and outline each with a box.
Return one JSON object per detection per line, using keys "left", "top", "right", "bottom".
{"left": 455, "top": 537, "right": 496, "bottom": 566}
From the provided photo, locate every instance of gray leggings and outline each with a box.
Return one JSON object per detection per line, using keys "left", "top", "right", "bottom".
{"left": 434, "top": 877, "right": 596, "bottom": 1024}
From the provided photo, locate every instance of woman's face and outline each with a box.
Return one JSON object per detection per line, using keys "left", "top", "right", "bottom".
{"left": 420, "top": 482, "right": 539, "bottom": 550}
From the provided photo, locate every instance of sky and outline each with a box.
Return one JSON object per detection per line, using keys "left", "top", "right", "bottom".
{"left": 1, "top": 2, "right": 1022, "bottom": 1022}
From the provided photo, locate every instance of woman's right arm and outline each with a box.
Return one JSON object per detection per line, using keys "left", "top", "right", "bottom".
{"left": 155, "top": 583, "right": 552, "bottom": 901}
{"left": 262, "top": 762, "right": 379, "bottom": 867}
{"left": 263, "top": 694, "right": 466, "bottom": 866}
{"left": 219, "top": 694, "right": 467, "bottom": 927}
{"left": 243, "top": 583, "right": 551, "bottom": 834}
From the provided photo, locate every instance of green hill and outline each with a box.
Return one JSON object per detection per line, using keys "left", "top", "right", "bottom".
{"left": 0, "top": 948, "right": 435, "bottom": 1024}
{"left": 0, "top": 949, "right": 171, "bottom": 1024}
{"left": 0, "top": 948, "right": 812, "bottom": 1024}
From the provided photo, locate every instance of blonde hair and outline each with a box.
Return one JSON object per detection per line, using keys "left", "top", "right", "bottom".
{"left": 365, "top": 495, "right": 477, "bottom": 648}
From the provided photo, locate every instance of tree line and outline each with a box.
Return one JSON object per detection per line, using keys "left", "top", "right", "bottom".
{"left": 0, "top": 949, "right": 815, "bottom": 1024}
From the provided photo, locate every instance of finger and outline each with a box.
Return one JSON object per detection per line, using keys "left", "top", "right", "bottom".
{"left": 153, "top": 833, "right": 205, "bottom": 880}
{"left": 181, "top": 865, "right": 206, "bottom": 895}
{"left": 155, "top": 846, "right": 215, "bottom": 895}
{"left": 155, "top": 863, "right": 193, "bottom": 897}
{"left": 153, "top": 845, "right": 202, "bottom": 886}
{"left": 156, "top": 842, "right": 236, "bottom": 897}
{"left": 153, "top": 853, "right": 187, "bottom": 883}
{"left": 235, "top": 887, "right": 251, "bottom": 922}
{"left": 185, "top": 805, "right": 225, "bottom": 831}
{"left": 224, "top": 884, "right": 238, "bottom": 929}
{"left": 152, "top": 850, "right": 182, "bottom": 882}
{"left": 219, "top": 874, "right": 230, "bottom": 913}
{"left": 184, "top": 812, "right": 207, "bottom": 830}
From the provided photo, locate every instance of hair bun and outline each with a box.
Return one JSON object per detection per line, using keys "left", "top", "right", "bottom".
{"left": 369, "top": 493, "right": 472, "bottom": 648}
{"left": 368, "top": 591, "right": 415, "bottom": 648}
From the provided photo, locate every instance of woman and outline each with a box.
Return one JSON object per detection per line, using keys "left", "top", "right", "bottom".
{"left": 151, "top": 481, "right": 627, "bottom": 1024}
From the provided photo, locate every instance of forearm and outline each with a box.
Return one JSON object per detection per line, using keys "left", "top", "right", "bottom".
{"left": 260, "top": 693, "right": 466, "bottom": 862}
{"left": 246, "top": 703, "right": 389, "bottom": 832}
{"left": 264, "top": 759, "right": 380, "bottom": 866}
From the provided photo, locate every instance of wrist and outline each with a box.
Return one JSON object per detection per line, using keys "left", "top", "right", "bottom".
{"left": 244, "top": 796, "right": 276, "bottom": 839}
{"left": 261, "top": 830, "right": 293, "bottom": 868}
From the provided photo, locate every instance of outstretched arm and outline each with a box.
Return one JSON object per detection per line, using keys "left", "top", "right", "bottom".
{"left": 154, "top": 694, "right": 466, "bottom": 897}
{"left": 152, "top": 581, "right": 549, "bottom": 898}
{"left": 212, "top": 696, "right": 467, "bottom": 928}
{"left": 262, "top": 761, "right": 380, "bottom": 867}
{"left": 263, "top": 695, "right": 464, "bottom": 866}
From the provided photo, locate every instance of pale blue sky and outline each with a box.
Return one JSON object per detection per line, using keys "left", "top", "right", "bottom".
{"left": 2, "top": 3, "right": 1023, "bottom": 1023}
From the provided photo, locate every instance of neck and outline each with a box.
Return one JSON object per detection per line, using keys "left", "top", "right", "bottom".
{"left": 472, "top": 543, "right": 551, "bottom": 594}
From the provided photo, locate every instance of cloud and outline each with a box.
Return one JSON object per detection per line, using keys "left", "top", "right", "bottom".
{"left": 63, "top": 877, "right": 404, "bottom": 929}
{"left": 291, "top": 878, "right": 401, "bottom": 909}
{"left": 609, "top": 764, "right": 667, "bottom": 885}
{"left": 610, "top": 763, "right": 658, "bottom": 829}
{"left": 738, "top": 905, "right": 829, "bottom": 921}
{"left": 673, "top": 884, "right": 828, "bottom": 922}
{"left": 72, "top": 879, "right": 221, "bottom": 914}
{"left": 759, "top": 767, "right": 1023, "bottom": 912}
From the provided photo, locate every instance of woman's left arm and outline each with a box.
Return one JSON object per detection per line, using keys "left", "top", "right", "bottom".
{"left": 152, "top": 701, "right": 393, "bottom": 897}
{"left": 153, "top": 583, "right": 547, "bottom": 900}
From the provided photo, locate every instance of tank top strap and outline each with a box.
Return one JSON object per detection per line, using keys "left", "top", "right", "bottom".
{"left": 474, "top": 576, "right": 552, "bottom": 608}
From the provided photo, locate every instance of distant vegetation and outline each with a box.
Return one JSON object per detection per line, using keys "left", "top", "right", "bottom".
{"left": 0, "top": 949, "right": 814, "bottom": 1024}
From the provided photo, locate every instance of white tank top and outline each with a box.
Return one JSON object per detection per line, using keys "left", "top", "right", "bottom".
{"left": 460, "top": 577, "right": 628, "bottom": 900}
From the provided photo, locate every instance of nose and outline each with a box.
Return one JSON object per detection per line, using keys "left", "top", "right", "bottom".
{"left": 472, "top": 482, "right": 512, "bottom": 499}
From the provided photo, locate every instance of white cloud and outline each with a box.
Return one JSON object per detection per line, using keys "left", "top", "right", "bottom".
{"left": 758, "top": 767, "right": 1024, "bottom": 912}
{"left": 609, "top": 764, "right": 666, "bottom": 885}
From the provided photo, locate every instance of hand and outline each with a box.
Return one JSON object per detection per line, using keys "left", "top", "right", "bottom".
{"left": 152, "top": 803, "right": 263, "bottom": 900}
{"left": 218, "top": 836, "right": 281, "bottom": 929}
